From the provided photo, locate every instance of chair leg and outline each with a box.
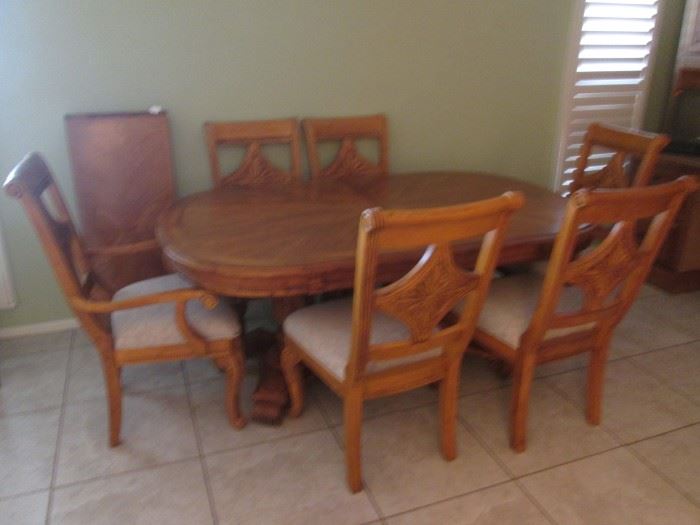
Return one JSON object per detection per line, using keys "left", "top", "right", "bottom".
{"left": 439, "top": 356, "right": 462, "bottom": 461}
{"left": 102, "top": 360, "right": 122, "bottom": 447}
{"left": 344, "top": 388, "right": 364, "bottom": 493}
{"left": 215, "top": 341, "right": 247, "bottom": 429}
{"left": 280, "top": 346, "right": 304, "bottom": 418}
{"left": 510, "top": 348, "right": 536, "bottom": 453}
{"left": 586, "top": 341, "right": 610, "bottom": 425}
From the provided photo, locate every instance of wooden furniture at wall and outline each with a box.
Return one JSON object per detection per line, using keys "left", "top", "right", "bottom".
{"left": 663, "top": 67, "right": 700, "bottom": 141}
{"left": 648, "top": 155, "right": 700, "bottom": 292}
{"left": 204, "top": 118, "right": 302, "bottom": 187}
{"left": 302, "top": 114, "right": 388, "bottom": 179}
{"left": 4, "top": 153, "right": 246, "bottom": 446}
{"left": 471, "top": 178, "right": 698, "bottom": 453}
{"left": 281, "top": 193, "right": 523, "bottom": 492}
{"left": 569, "top": 123, "right": 669, "bottom": 192}
{"left": 157, "top": 171, "right": 582, "bottom": 424}
{"left": 64, "top": 111, "right": 176, "bottom": 294}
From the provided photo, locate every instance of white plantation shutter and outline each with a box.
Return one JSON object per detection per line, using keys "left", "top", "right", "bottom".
{"left": 555, "top": 0, "right": 664, "bottom": 190}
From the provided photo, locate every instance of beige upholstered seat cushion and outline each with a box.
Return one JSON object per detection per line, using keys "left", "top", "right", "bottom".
{"left": 284, "top": 298, "right": 441, "bottom": 381}
{"left": 477, "top": 272, "right": 593, "bottom": 348}
{"left": 111, "top": 274, "right": 240, "bottom": 350}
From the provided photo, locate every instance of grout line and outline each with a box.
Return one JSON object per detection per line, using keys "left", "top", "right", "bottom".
{"left": 46, "top": 456, "right": 202, "bottom": 493}
{"left": 378, "top": 478, "right": 515, "bottom": 524}
{"left": 44, "top": 329, "right": 76, "bottom": 525}
{"left": 182, "top": 361, "right": 219, "bottom": 525}
{"left": 540, "top": 376, "right": 624, "bottom": 446}
{"left": 0, "top": 404, "right": 67, "bottom": 421}
{"left": 511, "top": 477, "right": 560, "bottom": 525}
{"left": 202, "top": 426, "right": 330, "bottom": 461}
{"left": 624, "top": 438, "right": 700, "bottom": 510}
{"left": 0, "top": 487, "right": 52, "bottom": 503}
{"left": 455, "top": 415, "right": 558, "bottom": 525}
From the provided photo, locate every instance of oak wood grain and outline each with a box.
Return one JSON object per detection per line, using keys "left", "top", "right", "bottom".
{"left": 157, "top": 171, "right": 570, "bottom": 298}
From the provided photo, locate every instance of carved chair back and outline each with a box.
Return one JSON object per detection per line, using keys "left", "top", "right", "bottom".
{"left": 525, "top": 177, "right": 698, "bottom": 352}
{"left": 303, "top": 114, "right": 388, "bottom": 179}
{"left": 346, "top": 192, "right": 524, "bottom": 383}
{"left": 4, "top": 153, "right": 107, "bottom": 338}
{"left": 570, "top": 123, "right": 669, "bottom": 192}
{"left": 204, "top": 119, "right": 302, "bottom": 187}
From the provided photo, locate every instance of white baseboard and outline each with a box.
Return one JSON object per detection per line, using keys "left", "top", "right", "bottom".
{"left": 0, "top": 318, "right": 79, "bottom": 339}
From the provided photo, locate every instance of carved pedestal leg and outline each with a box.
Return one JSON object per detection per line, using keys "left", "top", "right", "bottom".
{"left": 250, "top": 296, "right": 306, "bottom": 425}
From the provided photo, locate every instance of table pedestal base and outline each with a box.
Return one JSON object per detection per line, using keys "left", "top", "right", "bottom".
{"left": 247, "top": 297, "right": 307, "bottom": 425}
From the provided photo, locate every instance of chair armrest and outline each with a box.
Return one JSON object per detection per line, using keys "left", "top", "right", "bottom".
{"left": 70, "top": 289, "right": 218, "bottom": 313}
{"left": 70, "top": 288, "right": 219, "bottom": 355}
{"left": 85, "top": 238, "right": 161, "bottom": 258}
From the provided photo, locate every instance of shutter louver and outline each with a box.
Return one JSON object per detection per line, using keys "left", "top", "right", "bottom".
{"left": 556, "top": 0, "right": 662, "bottom": 189}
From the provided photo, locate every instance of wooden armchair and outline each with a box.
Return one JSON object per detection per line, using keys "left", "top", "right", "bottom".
{"left": 204, "top": 118, "right": 302, "bottom": 187}
{"left": 472, "top": 177, "right": 698, "bottom": 453}
{"left": 281, "top": 192, "right": 524, "bottom": 492}
{"left": 4, "top": 153, "right": 247, "bottom": 446}
{"left": 569, "top": 123, "right": 669, "bottom": 192}
{"left": 302, "top": 114, "right": 388, "bottom": 179}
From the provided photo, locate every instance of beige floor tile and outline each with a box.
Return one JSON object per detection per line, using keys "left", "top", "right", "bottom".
{"left": 385, "top": 482, "right": 549, "bottom": 525}
{"left": 183, "top": 357, "right": 224, "bottom": 383}
{"left": 630, "top": 340, "right": 700, "bottom": 402}
{"left": 631, "top": 423, "right": 700, "bottom": 505}
{"left": 609, "top": 300, "right": 696, "bottom": 359}
{"left": 0, "top": 491, "right": 49, "bottom": 525}
{"left": 0, "top": 349, "right": 69, "bottom": 416}
{"left": 71, "top": 329, "right": 91, "bottom": 348}
{"left": 65, "top": 344, "right": 185, "bottom": 404}
{"left": 534, "top": 353, "right": 589, "bottom": 378}
{"left": 51, "top": 460, "right": 212, "bottom": 525}
{"left": 358, "top": 406, "right": 508, "bottom": 516}
{"left": 636, "top": 292, "right": 700, "bottom": 338}
{"left": 206, "top": 430, "right": 378, "bottom": 525}
{"left": 311, "top": 379, "right": 438, "bottom": 427}
{"left": 56, "top": 386, "right": 198, "bottom": 485}
{"left": 521, "top": 448, "right": 700, "bottom": 525}
{"left": 546, "top": 359, "right": 700, "bottom": 443}
{"left": 0, "top": 410, "right": 59, "bottom": 498}
{"left": 459, "top": 353, "right": 510, "bottom": 395}
{"left": 459, "top": 382, "right": 617, "bottom": 476}
{"left": 191, "top": 375, "right": 327, "bottom": 454}
{"left": 0, "top": 330, "right": 72, "bottom": 360}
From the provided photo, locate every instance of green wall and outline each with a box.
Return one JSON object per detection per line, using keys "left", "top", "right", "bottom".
{"left": 0, "top": 0, "right": 677, "bottom": 328}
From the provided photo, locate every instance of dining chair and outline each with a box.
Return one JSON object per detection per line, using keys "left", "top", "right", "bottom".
{"left": 281, "top": 192, "right": 524, "bottom": 492}
{"left": 568, "top": 123, "right": 669, "bottom": 192}
{"left": 302, "top": 114, "right": 388, "bottom": 179}
{"left": 204, "top": 118, "right": 302, "bottom": 187}
{"left": 4, "top": 153, "right": 247, "bottom": 446}
{"left": 471, "top": 177, "right": 698, "bottom": 453}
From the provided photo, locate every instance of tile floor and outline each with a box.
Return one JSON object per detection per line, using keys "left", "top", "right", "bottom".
{"left": 0, "top": 286, "right": 699, "bottom": 524}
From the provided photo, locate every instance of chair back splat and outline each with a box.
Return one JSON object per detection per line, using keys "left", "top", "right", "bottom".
{"left": 204, "top": 118, "right": 302, "bottom": 187}
{"left": 531, "top": 177, "right": 698, "bottom": 356}
{"left": 346, "top": 192, "right": 525, "bottom": 383}
{"left": 302, "top": 114, "right": 388, "bottom": 180}
{"left": 569, "top": 123, "right": 669, "bottom": 192}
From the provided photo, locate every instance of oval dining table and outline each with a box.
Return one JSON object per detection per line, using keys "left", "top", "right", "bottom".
{"left": 157, "top": 171, "right": 570, "bottom": 424}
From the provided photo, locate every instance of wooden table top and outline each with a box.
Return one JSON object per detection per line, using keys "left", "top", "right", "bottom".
{"left": 157, "top": 171, "right": 567, "bottom": 297}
